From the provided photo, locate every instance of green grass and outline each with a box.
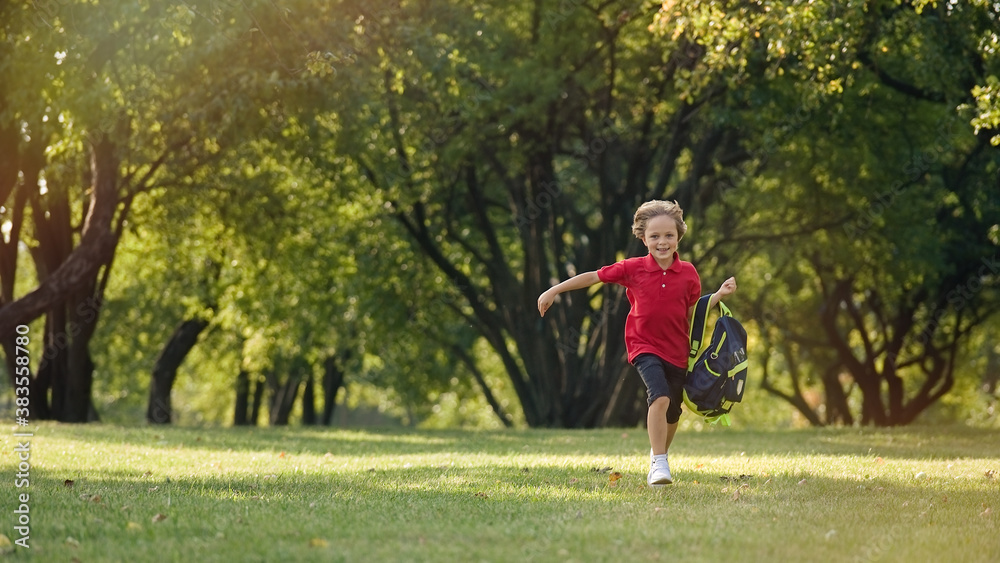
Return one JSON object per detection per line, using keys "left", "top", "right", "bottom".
{"left": 1, "top": 423, "right": 998, "bottom": 562}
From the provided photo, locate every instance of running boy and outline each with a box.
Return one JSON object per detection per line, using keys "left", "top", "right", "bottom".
{"left": 537, "top": 200, "right": 737, "bottom": 487}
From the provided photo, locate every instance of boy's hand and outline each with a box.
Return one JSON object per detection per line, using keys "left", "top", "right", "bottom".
{"left": 717, "top": 277, "right": 738, "bottom": 297}
{"left": 537, "top": 290, "right": 556, "bottom": 317}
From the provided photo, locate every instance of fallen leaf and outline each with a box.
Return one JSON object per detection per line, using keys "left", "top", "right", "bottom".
{"left": 568, "top": 478, "right": 579, "bottom": 484}
{"left": 797, "top": 479, "right": 807, "bottom": 486}
{"left": 474, "top": 492, "right": 489, "bottom": 499}
{"left": 126, "top": 522, "right": 143, "bottom": 531}
{"left": 152, "top": 513, "right": 168, "bottom": 523}
{"left": 279, "top": 451, "right": 286, "bottom": 458}
{"left": 149, "top": 486, "right": 158, "bottom": 492}
{"left": 875, "top": 457, "right": 885, "bottom": 465}
{"left": 980, "top": 505, "right": 992, "bottom": 518}
{"left": 609, "top": 472, "right": 623, "bottom": 483}
{"left": 985, "top": 470, "right": 997, "bottom": 480}
{"left": 732, "top": 483, "right": 749, "bottom": 501}
{"left": 66, "top": 537, "right": 80, "bottom": 548}
{"left": 64, "top": 479, "right": 75, "bottom": 488}
{"left": 0, "top": 534, "right": 13, "bottom": 555}
{"left": 90, "top": 495, "right": 102, "bottom": 503}
{"left": 308, "top": 538, "right": 329, "bottom": 548}
{"left": 696, "top": 463, "right": 704, "bottom": 469}
{"left": 825, "top": 530, "right": 837, "bottom": 540}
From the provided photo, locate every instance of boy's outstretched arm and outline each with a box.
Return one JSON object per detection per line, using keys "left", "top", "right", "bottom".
{"left": 537, "top": 271, "right": 601, "bottom": 317}
{"left": 707, "top": 276, "right": 738, "bottom": 309}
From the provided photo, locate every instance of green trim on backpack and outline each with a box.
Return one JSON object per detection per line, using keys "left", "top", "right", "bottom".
{"left": 687, "top": 294, "right": 713, "bottom": 372}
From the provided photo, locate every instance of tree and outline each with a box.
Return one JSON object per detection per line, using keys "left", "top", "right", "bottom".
{"left": 652, "top": 0, "right": 1000, "bottom": 425}
{"left": 0, "top": 0, "right": 294, "bottom": 420}
{"left": 291, "top": 0, "right": 753, "bottom": 427}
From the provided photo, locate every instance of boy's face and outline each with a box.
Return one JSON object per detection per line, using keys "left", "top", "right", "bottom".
{"left": 641, "top": 214, "right": 679, "bottom": 262}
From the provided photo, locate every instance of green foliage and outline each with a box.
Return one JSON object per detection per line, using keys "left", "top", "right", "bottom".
{"left": 5, "top": 0, "right": 999, "bottom": 428}
{"left": 654, "top": 0, "right": 1000, "bottom": 426}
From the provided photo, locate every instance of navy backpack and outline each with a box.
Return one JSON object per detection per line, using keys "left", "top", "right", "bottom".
{"left": 683, "top": 294, "right": 749, "bottom": 426}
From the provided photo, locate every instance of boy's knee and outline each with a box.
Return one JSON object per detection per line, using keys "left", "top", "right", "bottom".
{"left": 650, "top": 396, "right": 671, "bottom": 411}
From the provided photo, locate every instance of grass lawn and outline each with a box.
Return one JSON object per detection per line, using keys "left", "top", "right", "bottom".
{"left": 1, "top": 422, "right": 998, "bottom": 562}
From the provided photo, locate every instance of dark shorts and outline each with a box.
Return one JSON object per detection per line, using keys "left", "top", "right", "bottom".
{"left": 632, "top": 353, "right": 686, "bottom": 423}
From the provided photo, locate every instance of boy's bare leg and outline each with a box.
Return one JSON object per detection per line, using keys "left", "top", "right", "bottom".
{"left": 664, "top": 421, "right": 678, "bottom": 452}
{"left": 647, "top": 396, "right": 670, "bottom": 455}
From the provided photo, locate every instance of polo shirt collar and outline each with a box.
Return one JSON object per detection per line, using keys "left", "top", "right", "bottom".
{"left": 643, "top": 251, "right": 681, "bottom": 272}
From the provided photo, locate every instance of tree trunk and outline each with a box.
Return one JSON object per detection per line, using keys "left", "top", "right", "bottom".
{"left": 321, "top": 355, "right": 346, "bottom": 426}
{"left": 984, "top": 346, "right": 1000, "bottom": 396}
{"left": 0, "top": 134, "right": 119, "bottom": 341}
{"left": 449, "top": 344, "right": 513, "bottom": 427}
{"left": 268, "top": 369, "right": 302, "bottom": 426}
{"left": 821, "top": 365, "right": 853, "bottom": 425}
{"left": 234, "top": 369, "right": 250, "bottom": 426}
{"left": 599, "top": 364, "right": 645, "bottom": 427}
{"left": 147, "top": 317, "right": 209, "bottom": 424}
{"left": 5, "top": 134, "right": 119, "bottom": 422}
{"left": 249, "top": 375, "right": 264, "bottom": 426}
{"left": 301, "top": 374, "right": 316, "bottom": 425}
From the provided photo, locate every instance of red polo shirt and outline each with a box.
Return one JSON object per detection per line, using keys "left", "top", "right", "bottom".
{"left": 598, "top": 252, "right": 701, "bottom": 368}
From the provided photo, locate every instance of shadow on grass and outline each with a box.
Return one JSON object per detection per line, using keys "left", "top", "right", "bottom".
{"left": 32, "top": 422, "right": 1000, "bottom": 461}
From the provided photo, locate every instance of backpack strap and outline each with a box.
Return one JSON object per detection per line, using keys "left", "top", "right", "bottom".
{"left": 718, "top": 301, "right": 733, "bottom": 319}
{"left": 687, "top": 294, "right": 714, "bottom": 372}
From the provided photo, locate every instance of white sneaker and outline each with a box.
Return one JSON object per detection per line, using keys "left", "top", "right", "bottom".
{"left": 647, "top": 456, "right": 673, "bottom": 487}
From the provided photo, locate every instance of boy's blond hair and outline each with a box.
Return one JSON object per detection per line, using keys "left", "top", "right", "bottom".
{"left": 632, "top": 200, "right": 687, "bottom": 240}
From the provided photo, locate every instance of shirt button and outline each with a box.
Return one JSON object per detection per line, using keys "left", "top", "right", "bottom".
{"left": 661, "top": 284, "right": 666, "bottom": 288}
